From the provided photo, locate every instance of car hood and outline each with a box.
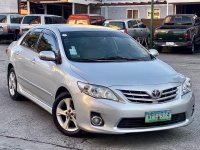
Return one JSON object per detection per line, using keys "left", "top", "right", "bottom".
{"left": 70, "top": 59, "right": 184, "bottom": 87}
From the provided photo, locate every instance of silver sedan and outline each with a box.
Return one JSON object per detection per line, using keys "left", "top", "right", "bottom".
{"left": 6, "top": 25, "right": 195, "bottom": 136}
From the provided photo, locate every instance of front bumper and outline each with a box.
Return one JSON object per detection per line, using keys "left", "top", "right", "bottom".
{"left": 154, "top": 41, "right": 192, "bottom": 48}
{"left": 73, "top": 90, "right": 195, "bottom": 134}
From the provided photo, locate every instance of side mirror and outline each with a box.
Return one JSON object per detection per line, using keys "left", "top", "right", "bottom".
{"left": 39, "top": 51, "right": 56, "bottom": 61}
{"left": 149, "top": 49, "right": 159, "bottom": 57}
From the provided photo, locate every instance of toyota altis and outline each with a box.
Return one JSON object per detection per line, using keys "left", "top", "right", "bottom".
{"left": 6, "top": 25, "right": 195, "bottom": 136}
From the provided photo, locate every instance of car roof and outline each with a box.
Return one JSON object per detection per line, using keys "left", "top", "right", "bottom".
{"left": 35, "top": 24, "right": 116, "bottom": 32}
{"left": 105, "top": 19, "right": 140, "bottom": 22}
{"left": 0, "top": 13, "right": 22, "bottom": 16}
{"left": 24, "top": 14, "right": 61, "bottom": 17}
{"left": 70, "top": 14, "right": 103, "bottom": 17}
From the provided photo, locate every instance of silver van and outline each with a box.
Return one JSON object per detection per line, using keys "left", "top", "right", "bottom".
{"left": 0, "top": 14, "right": 23, "bottom": 40}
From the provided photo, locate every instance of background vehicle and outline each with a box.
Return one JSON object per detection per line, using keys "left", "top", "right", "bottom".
{"left": 0, "top": 14, "right": 23, "bottom": 40}
{"left": 20, "top": 14, "right": 66, "bottom": 35}
{"left": 104, "top": 19, "right": 150, "bottom": 45}
{"left": 154, "top": 14, "right": 200, "bottom": 53}
{"left": 67, "top": 14, "right": 105, "bottom": 25}
{"left": 7, "top": 25, "right": 194, "bottom": 136}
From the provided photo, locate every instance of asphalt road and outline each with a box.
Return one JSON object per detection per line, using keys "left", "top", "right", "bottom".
{"left": 0, "top": 44, "right": 200, "bottom": 150}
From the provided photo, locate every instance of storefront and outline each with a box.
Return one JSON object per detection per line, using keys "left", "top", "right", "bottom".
{"left": 26, "top": 0, "right": 101, "bottom": 19}
{"left": 168, "top": 0, "right": 200, "bottom": 16}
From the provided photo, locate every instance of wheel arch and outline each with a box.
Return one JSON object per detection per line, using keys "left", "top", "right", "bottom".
{"left": 7, "top": 63, "right": 14, "bottom": 74}
{"left": 55, "top": 86, "right": 71, "bottom": 99}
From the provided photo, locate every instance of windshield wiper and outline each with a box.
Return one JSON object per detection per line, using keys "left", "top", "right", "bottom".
{"left": 95, "top": 56, "right": 144, "bottom": 61}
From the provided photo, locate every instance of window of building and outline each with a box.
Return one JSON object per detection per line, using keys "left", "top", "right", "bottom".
{"left": 147, "top": 9, "right": 160, "bottom": 19}
{"left": 127, "top": 10, "right": 139, "bottom": 19}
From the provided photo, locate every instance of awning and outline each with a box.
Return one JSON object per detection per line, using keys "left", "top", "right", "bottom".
{"left": 28, "top": 0, "right": 68, "bottom": 4}
{"left": 167, "top": 0, "right": 200, "bottom": 4}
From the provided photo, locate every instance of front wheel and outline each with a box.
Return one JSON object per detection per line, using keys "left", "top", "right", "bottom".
{"left": 7, "top": 68, "right": 21, "bottom": 100}
{"left": 52, "top": 92, "right": 81, "bottom": 136}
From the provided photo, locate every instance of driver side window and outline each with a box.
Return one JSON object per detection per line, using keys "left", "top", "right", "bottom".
{"left": 37, "top": 33, "right": 58, "bottom": 53}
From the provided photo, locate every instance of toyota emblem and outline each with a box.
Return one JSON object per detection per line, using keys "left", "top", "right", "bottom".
{"left": 152, "top": 90, "right": 161, "bottom": 99}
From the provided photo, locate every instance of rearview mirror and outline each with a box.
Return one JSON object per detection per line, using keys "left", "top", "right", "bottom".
{"left": 149, "top": 49, "right": 159, "bottom": 57}
{"left": 39, "top": 51, "right": 56, "bottom": 61}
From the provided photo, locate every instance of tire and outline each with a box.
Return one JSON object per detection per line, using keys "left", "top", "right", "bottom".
{"left": 188, "top": 41, "right": 196, "bottom": 54}
{"left": 52, "top": 92, "right": 81, "bottom": 136}
{"left": 7, "top": 68, "right": 21, "bottom": 100}
{"left": 155, "top": 46, "right": 162, "bottom": 53}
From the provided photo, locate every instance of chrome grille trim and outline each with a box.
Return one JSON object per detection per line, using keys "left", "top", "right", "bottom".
{"left": 120, "top": 87, "right": 178, "bottom": 104}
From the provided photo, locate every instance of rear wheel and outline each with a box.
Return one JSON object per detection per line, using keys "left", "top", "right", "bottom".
{"left": 52, "top": 92, "right": 81, "bottom": 136}
{"left": 155, "top": 46, "right": 162, "bottom": 53}
{"left": 188, "top": 41, "right": 196, "bottom": 54}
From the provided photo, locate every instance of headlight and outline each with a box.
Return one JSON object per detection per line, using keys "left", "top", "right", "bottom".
{"left": 182, "top": 78, "right": 192, "bottom": 96}
{"left": 77, "top": 82, "right": 119, "bottom": 101}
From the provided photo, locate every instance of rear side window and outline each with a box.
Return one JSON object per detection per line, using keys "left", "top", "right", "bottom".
{"left": 21, "top": 30, "right": 41, "bottom": 50}
{"left": 45, "top": 16, "right": 66, "bottom": 24}
{"left": 128, "top": 20, "right": 138, "bottom": 28}
{"left": 106, "top": 22, "right": 126, "bottom": 30}
{"left": 0, "top": 15, "right": 7, "bottom": 23}
{"left": 22, "top": 16, "right": 41, "bottom": 24}
{"left": 10, "top": 15, "right": 23, "bottom": 24}
{"left": 91, "top": 17, "right": 104, "bottom": 25}
{"left": 37, "top": 33, "right": 57, "bottom": 53}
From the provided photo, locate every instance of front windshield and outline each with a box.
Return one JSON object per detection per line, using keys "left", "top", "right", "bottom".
{"left": 164, "top": 16, "right": 193, "bottom": 25}
{"left": 61, "top": 31, "right": 151, "bottom": 62}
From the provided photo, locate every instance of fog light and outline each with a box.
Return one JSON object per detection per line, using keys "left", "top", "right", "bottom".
{"left": 91, "top": 112, "right": 104, "bottom": 126}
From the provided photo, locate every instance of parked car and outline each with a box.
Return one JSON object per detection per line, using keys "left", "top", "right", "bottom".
{"left": 67, "top": 14, "right": 105, "bottom": 25}
{"left": 104, "top": 19, "right": 150, "bottom": 40}
{"left": 154, "top": 14, "right": 200, "bottom": 53}
{"left": 7, "top": 25, "right": 195, "bottom": 136}
{"left": 0, "top": 14, "right": 23, "bottom": 40}
{"left": 20, "top": 14, "right": 66, "bottom": 35}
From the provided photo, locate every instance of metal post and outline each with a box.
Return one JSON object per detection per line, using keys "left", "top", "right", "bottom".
{"left": 87, "top": 5, "right": 90, "bottom": 14}
{"left": 167, "top": 0, "right": 169, "bottom": 15}
{"left": 150, "top": 0, "right": 154, "bottom": 49}
{"left": 72, "top": 3, "right": 75, "bottom": 14}
{"left": 27, "top": 0, "right": 30, "bottom": 15}
{"left": 43, "top": 4, "right": 47, "bottom": 14}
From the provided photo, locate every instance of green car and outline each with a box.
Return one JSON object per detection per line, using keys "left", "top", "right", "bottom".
{"left": 154, "top": 14, "right": 200, "bottom": 53}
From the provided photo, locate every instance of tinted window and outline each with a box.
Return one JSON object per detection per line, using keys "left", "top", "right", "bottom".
{"left": 37, "top": 33, "right": 57, "bottom": 53}
{"left": 10, "top": 15, "right": 23, "bottom": 24}
{"left": 22, "top": 16, "right": 41, "bottom": 24}
{"left": 21, "top": 30, "right": 41, "bottom": 50}
{"left": 106, "top": 22, "right": 126, "bottom": 30}
{"left": 128, "top": 20, "right": 138, "bottom": 28}
{"left": 0, "top": 15, "right": 7, "bottom": 23}
{"left": 61, "top": 31, "right": 151, "bottom": 62}
{"left": 91, "top": 17, "right": 104, "bottom": 25}
{"left": 45, "top": 16, "right": 66, "bottom": 24}
{"left": 164, "top": 15, "right": 193, "bottom": 25}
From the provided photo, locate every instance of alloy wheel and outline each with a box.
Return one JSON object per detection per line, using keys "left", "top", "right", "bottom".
{"left": 8, "top": 72, "right": 17, "bottom": 96}
{"left": 56, "top": 98, "right": 78, "bottom": 132}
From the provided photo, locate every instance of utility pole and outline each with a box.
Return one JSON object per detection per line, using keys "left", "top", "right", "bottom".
{"left": 150, "top": 0, "right": 154, "bottom": 49}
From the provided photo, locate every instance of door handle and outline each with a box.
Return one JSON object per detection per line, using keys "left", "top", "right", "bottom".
{"left": 31, "top": 59, "right": 36, "bottom": 64}
{"left": 16, "top": 51, "right": 20, "bottom": 55}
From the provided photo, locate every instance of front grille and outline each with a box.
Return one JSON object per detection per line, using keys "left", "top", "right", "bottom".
{"left": 117, "top": 113, "right": 186, "bottom": 128}
{"left": 120, "top": 87, "right": 178, "bottom": 104}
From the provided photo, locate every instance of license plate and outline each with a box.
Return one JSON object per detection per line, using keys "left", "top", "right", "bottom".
{"left": 145, "top": 110, "right": 172, "bottom": 123}
{"left": 166, "top": 42, "right": 174, "bottom": 46}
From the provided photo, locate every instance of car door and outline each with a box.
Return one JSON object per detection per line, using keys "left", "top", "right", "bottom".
{"left": 137, "top": 20, "right": 148, "bottom": 38}
{"left": 15, "top": 29, "right": 43, "bottom": 97}
{"left": 27, "top": 29, "right": 60, "bottom": 106}
{"left": 127, "top": 20, "right": 140, "bottom": 39}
